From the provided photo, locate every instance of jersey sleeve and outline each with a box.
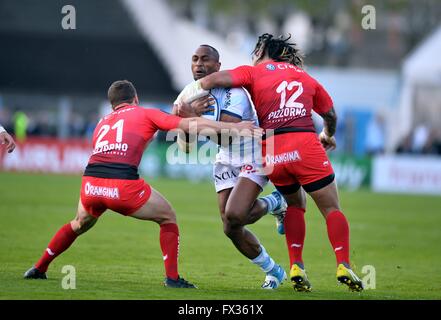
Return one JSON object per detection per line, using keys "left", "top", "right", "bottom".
{"left": 313, "top": 81, "right": 333, "bottom": 114}
{"left": 220, "top": 88, "right": 250, "bottom": 120}
{"left": 228, "top": 65, "right": 254, "bottom": 89}
{"left": 144, "top": 108, "right": 182, "bottom": 131}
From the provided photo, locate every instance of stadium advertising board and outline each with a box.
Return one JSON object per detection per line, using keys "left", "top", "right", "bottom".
{"left": 0, "top": 138, "right": 373, "bottom": 192}
{"left": 372, "top": 155, "right": 441, "bottom": 195}
{"left": 139, "top": 144, "right": 372, "bottom": 190}
{"left": 329, "top": 155, "right": 371, "bottom": 190}
{"left": 0, "top": 138, "right": 91, "bottom": 174}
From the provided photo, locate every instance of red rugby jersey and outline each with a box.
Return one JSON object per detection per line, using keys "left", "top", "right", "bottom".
{"left": 228, "top": 60, "right": 333, "bottom": 131}
{"left": 88, "top": 105, "right": 181, "bottom": 168}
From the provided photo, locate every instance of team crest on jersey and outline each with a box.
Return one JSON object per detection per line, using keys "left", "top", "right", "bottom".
{"left": 266, "top": 64, "right": 276, "bottom": 71}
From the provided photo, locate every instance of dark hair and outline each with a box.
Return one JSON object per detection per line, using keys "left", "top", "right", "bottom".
{"left": 253, "top": 33, "right": 304, "bottom": 67}
{"left": 107, "top": 80, "right": 137, "bottom": 107}
{"left": 199, "top": 44, "right": 220, "bottom": 61}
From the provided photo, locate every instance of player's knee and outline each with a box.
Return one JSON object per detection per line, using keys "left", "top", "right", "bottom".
{"left": 224, "top": 207, "right": 247, "bottom": 226}
{"left": 321, "top": 206, "right": 341, "bottom": 218}
{"left": 222, "top": 221, "right": 240, "bottom": 239}
{"left": 156, "top": 206, "right": 176, "bottom": 224}
{"left": 72, "top": 215, "right": 96, "bottom": 234}
{"left": 285, "top": 192, "right": 307, "bottom": 208}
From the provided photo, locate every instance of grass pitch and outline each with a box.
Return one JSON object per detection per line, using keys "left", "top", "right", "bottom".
{"left": 0, "top": 172, "right": 440, "bottom": 300}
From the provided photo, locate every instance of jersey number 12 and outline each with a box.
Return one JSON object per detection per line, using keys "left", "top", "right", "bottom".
{"left": 276, "top": 81, "right": 304, "bottom": 109}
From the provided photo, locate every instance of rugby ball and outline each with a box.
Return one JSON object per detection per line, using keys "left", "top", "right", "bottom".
{"left": 200, "top": 92, "right": 221, "bottom": 121}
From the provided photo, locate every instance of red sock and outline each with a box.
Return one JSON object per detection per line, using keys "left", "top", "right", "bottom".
{"left": 35, "top": 223, "right": 78, "bottom": 272}
{"left": 284, "top": 206, "right": 306, "bottom": 267}
{"left": 159, "top": 223, "right": 179, "bottom": 280}
{"left": 326, "top": 210, "right": 350, "bottom": 265}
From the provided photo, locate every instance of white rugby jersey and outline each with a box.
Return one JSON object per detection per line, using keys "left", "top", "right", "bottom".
{"left": 206, "top": 87, "right": 262, "bottom": 167}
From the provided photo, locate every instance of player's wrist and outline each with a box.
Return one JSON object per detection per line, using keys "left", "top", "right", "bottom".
{"left": 321, "top": 128, "right": 333, "bottom": 138}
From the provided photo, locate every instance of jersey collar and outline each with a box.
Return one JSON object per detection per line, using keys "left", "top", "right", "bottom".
{"left": 113, "top": 103, "right": 133, "bottom": 111}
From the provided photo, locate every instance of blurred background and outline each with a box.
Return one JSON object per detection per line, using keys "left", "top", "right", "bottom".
{"left": 1, "top": 0, "right": 440, "bottom": 195}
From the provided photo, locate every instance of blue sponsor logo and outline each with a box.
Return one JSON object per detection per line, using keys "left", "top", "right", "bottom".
{"left": 266, "top": 64, "right": 276, "bottom": 71}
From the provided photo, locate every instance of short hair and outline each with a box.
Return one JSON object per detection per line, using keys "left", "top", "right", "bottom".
{"left": 253, "top": 33, "right": 304, "bottom": 67}
{"left": 199, "top": 44, "right": 220, "bottom": 61}
{"left": 107, "top": 80, "right": 137, "bottom": 107}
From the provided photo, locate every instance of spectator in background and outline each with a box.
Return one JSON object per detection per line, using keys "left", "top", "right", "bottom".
{"left": 13, "top": 111, "right": 29, "bottom": 142}
{"left": 411, "top": 123, "right": 430, "bottom": 153}
{"left": 365, "top": 113, "right": 385, "bottom": 155}
{"left": 396, "top": 125, "right": 441, "bottom": 156}
{"left": 423, "top": 128, "right": 441, "bottom": 155}
{"left": 84, "top": 113, "right": 99, "bottom": 140}
{"left": 69, "top": 112, "right": 86, "bottom": 137}
{"left": 396, "top": 132, "right": 413, "bottom": 154}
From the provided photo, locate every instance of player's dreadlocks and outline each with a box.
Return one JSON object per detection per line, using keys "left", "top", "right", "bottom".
{"left": 252, "top": 33, "right": 304, "bottom": 67}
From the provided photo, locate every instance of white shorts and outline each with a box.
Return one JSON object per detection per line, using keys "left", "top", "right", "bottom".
{"left": 213, "top": 163, "right": 269, "bottom": 193}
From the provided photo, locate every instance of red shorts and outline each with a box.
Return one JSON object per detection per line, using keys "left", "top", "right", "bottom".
{"left": 80, "top": 177, "right": 152, "bottom": 218}
{"left": 262, "top": 132, "right": 335, "bottom": 194}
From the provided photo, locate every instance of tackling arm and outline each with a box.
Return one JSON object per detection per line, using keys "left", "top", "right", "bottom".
{"left": 320, "top": 107, "right": 337, "bottom": 137}
{"left": 176, "top": 71, "right": 234, "bottom": 104}
{"left": 177, "top": 117, "right": 259, "bottom": 137}
{"left": 318, "top": 107, "right": 338, "bottom": 151}
{"left": 199, "top": 71, "right": 234, "bottom": 90}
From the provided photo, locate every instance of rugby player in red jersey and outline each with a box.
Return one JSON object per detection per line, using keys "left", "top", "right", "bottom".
{"left": 178, "top": 34, "right": 364, "bottom": 292}
{"left": 23, "top": 80, "right": 257, "bottom": 289}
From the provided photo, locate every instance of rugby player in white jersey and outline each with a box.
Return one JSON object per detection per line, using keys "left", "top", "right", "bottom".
{"left": 173, "top": 45, "right": 287, "bottom": 289}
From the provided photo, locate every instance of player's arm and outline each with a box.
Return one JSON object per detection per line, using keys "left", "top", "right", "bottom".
{"left": 217, "top": 88, "right": 249, "bottom": 145}
{"left": 320, "top": 107, "right": 337, "bottom": 137}
{"left": 177, "top": 66, "right": 253, "bottom": 103}
{"left": 177, "top": 96, "right": 216, "bottom": 118}
{"left": 199, "top": 70, "right": 234, "bottom": 90}
{"left": 178, "top": 117, "right": 259, "bottom": 136}
{"left": 171, "top": 104, "right": 178, "bottom": 115}
{"left": 318, "top": 107, "right": 337, "bottom": 151}
{"left": 145, "top": 109, "right": 260, "bottom": 136}
{"left": 173, "top": 97, "right": 216, "bottom": 153}
{"left": 313, "top": 82, "right": 337, "bottom": 151}
{"left": 0, "top": 125, "right": 16, "bottom": 153}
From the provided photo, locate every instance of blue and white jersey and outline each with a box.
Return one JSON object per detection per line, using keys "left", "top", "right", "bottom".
{"left": 206, "top": 87, "right": 262, "bottom": 167}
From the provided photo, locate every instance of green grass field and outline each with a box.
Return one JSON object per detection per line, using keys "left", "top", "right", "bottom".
{"left": 1, "top": 172, "right": 440, "bottom": 300}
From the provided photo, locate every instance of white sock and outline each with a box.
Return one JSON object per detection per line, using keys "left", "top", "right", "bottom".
{"left": 250, "top": 245, "right": 275, "bottom": 273}
{"left": 260, "top": 194, "right": 279, "bottom": 213}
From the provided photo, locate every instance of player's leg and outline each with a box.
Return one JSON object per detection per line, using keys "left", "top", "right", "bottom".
{"left": 223, "top": 177, "right": 264, "bottom": 258}
{"left": 24, "top": 200, "right": 99, "bottom": 279}
{"left": 214, "top": 164, "right": 260, "bottom": 257}
{"left": 275, "top": 185, "right": 311, "bottom": 292}
{"left": 223, "top": 177, "right": 287, "bottom": 289}
{"left": 306, "top": 178, "right": 363, "bottom": 291}
{"left": 237, "top": 165, "right": 287, "bottom": 232}
{"left": 129, "top": 188, "right": 195, "bottom": 288}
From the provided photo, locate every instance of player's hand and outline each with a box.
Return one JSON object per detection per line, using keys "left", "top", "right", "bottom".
{"left": 234, "top": 121, "right": 263, "bottom": 138}
{"left": 190, "top": 96, "right": 216, "bottom": 116}
{"left": 179, "top": 80, "right": 209, "bottom": 104}
{"left": 177, "top": 101, "right": 198, "bottom": 118}
{"left": 319, "top": 130, "right": 336, "bottom": 151}
{"left": 0, "top": 131, "right": 16, "bottom": 153}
